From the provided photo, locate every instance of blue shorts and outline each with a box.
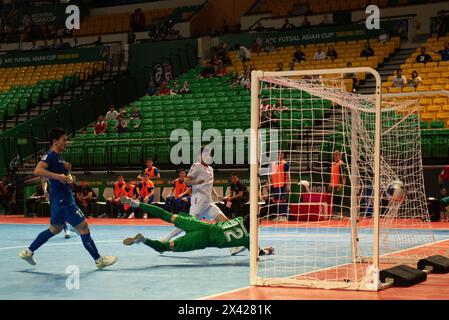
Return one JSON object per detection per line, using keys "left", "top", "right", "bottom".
{"left": 50, "top": 200, "right": 85, "bottom": 227}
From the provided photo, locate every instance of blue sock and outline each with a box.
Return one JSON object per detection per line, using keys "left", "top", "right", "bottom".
{"left": 81, "top": 233, "right": 101, "bottom": 261}
{"left": 29, "top": 229, "right": 55, "bottom": 252}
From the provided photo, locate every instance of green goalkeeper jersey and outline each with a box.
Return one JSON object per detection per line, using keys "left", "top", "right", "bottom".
{"left": 208, "top": 217, "right": 250, "bottom": 249}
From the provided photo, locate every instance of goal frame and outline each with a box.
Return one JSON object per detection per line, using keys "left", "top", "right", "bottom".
{"left": 249, "top": 67, "right": 382, "bottom": 291}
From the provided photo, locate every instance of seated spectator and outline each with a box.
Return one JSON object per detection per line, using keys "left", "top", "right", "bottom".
{"left": 320, "top": 15, "right": 331, "bottom": 25}
{"left": 215, "top": 60, "right": 227, "bottom": 77}
{"left": 314, "top": 46, "right": 326, "bottom": 61}
{"left": 94, "top": 115, "right": 107, "bottom": 135}
{"left": 223, "top": 173, "right": 249, "bottom": 218}
{"left": 282, "top": 18, "right": 295, "bottom": 30}
{"left": 101, "top": 175, "right": 125, "bottom": 218}
{"left": 163, "top": 169, "right": 191, "bottom": 214}
{"left": 93, "top": 35, "right": 102, "bottom": 46}
{"left": 326, "top": 45, "right": 338, "bottom": 60}
{"left": 378, "top": 29, "right": 390, "bottom": 44}
{"left": 25, "top": 178, "right": 47, "bottom": 217}
{"left": 251, "top": 39, "right": 261, "bottom": 55}
{"left": 130, "top": 8, "right": 146, "bottom": 33}
{"left": 408, "top": 70, "right": 422, "bottom": 88}
{"left": 76, "top": 179, "right": 96, "bottom": 218}
{"left": 158, "top": 81, "right": 171, "bottom": 95}
{"left": 262, "top": 39, "right": 276, "bottom": 54}
{"left": 119, "top": 106, "right": 127, "bottom": 117}
{"left": 170, "top": 81, "right": 180, "bottom": 95}
{"left": 115, "top": 114, "right": 128, "bottom": 133}
{"left": 105, "top": 105, "right": 118, "bottom": 121}
{"left": 216, "top": 43, "right": 231, "bottom": 65}
{"left": 343, "top": 62, "right": 358, "bottom": 92}
{"left": 276, "top": 62, "right": 284, "bottom": 71}
{"left": 292, "top": 45, "right": 306, "bottom": 63}
{"left": 180, "top": 81, "right": 191, "bottom": 94}
{"left": 237, "top": 44, "right": 251, "bottom": 63}
{"left": 131, "top": 107, "right": 141, "bottom": 119}
{"left": 430, "top": 42, "right": 449, "bottom": 61}
{"left": 360, "top": 42, "right": 374, "bottom": 57}
{"left": 138, "top": 159, "right": 161, "bottom": 180}
{"left": 137, "top": 173, "right": 155, "bottom": 218}
{"left": 147, "top": 81, "right": 158, "bottom": 96}
{"left": 302, "top": 16, "right": 311, "bottom": 27}
{"left": 392, "top": 69, "right": 407, "bottom": 88}
{"left": 123, "top": 180, "right": 139, "bottom": 219}
{"left": 416, "top": 47, "right": 432, "bottom": 63}
{"left": 200, "top": 61, "right": 216, "bottom": 78}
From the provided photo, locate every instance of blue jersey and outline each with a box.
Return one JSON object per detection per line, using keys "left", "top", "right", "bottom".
{"left": 40, "top": 150, "right": 74, "bottom": 206}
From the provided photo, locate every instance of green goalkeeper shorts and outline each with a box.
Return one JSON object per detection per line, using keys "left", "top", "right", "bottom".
{"left": 172, "top": 215, "right": 211, "bottom": 252}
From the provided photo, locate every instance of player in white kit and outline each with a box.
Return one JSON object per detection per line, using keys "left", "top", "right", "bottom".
{"left": 160, "top": 146, "right": 228, "bottom": 242}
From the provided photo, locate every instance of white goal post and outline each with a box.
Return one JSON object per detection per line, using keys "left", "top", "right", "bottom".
{"left": 249, "top": 67, "right": 436, "bottom": 291}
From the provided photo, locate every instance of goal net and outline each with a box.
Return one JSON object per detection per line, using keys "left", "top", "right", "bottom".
{"left": 249, "top": 68, "right": 436, "bottom": 291}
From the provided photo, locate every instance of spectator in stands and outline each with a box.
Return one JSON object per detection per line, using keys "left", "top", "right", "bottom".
{"left": 430, "top": 42, "right": 449, "bottom": 61}
{"left": 215, "top": 59, "right": 227, "bottom": 77}
{"left": 200, "top": 61, "right": 216, "bottom": 78}
{"left": 216, "top": 43, "right": 231, "bottom": 65}
{"left": 115, "top": 114, "right": 128, "bottom": 133}
{"left": 158, "top": 81, "right": 171, "bottom": 96}
{"left": 326, "top": 45, "right": 338, "bottom": 61}
{"left": 105, "top": 105, "right": 118, "bottom": 121}
{"left": 101, "top": 175, "right": 125, "bottom": 218}
{"left": 123, "top": 180, "right": 139, "bottom": 219}
{"left": 130, "top": 8, "right": 146, "bottom": 33}
{"left": 93, "top": 35, "right": 102, "bottom": 46}
{"left": 408, "top": 70, "right": 422, "bottom": 88}
{"left": 170, "top": 81, "right": 180, "bottom": 95}
{"left": 251, "top": 39, "right": 261, "bottom": 55}
{"left": 282, "top": 19, "right": 295, "bottom": 30}
{"left": 415, "top": 47, "right": 432, "bottom": 63}
{"left": 292, "top": 45, "right": 306, "bottom": 63}
{"left": 360, "top": 42, "right": 374, "bottom": 57}
{"left": 432, "top": 10, "right": 447, "bottom": 40}
{"left": 320, "top": 15, "right": 331, "bottom": 25}
{"left": 223, "top": 173, "right": 249, "bottom": 218}
{"left": 137, "top": 173, "right": 155, "bottom": 219}
{"left": 221, "top": 20, "right": 230, "bottom": 35}
{"left": 94, "top": 115, "right": 107, "bottom": 135}
{"left": 392, "top": 69, "right": 407, "bottom": 88}
{"left": 138, "top": 159, "right": 161, "bottom": 180}
{"left": 163, "top": 169, "right": 191, "bottom": 214}
{"left": 147, "top": 81, "right": 158, "bottom": 96}
{"left": 262, "top": 39, "right": 276, "bottom": 54}
{"left": 276, "top": 62, "right": 284, "bottom": 71}
{"left": 378, "top": 29, "right": 390, "bottom": 44}
{"left": 237, "top": 44, "right": 251, "bottom": 64}
{"left": 76, "top": 179, "right": 96, "bottom": 218}
{"left": 314, "top": 46, "right": 326, "bottom": 61}
{"left": 25, "top": 178, "right": 47, "bottom": 217}
{"left": 343, "top": 62, "right": 358, "bottom": 92}
{"left": 302, "top": 16, "right": 311, "bottom": 27}
{"left": 180, "top": 80, "right": 191, "bottom": 94}
{"left": 131, "top": 107, "right": 141, "bottom": 119}
{"left": 255, "top": 22, "right": 265, "bottom": 32}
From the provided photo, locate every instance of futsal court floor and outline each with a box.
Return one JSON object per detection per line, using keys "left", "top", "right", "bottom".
{"left": 0, "top": 215, "right": 448, "bottom": 300}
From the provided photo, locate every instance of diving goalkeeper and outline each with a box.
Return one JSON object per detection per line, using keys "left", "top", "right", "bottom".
{"left": 120, "top": 196, "right": 274, "bottom": 256}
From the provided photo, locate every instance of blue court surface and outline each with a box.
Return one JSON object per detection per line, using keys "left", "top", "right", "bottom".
{"left": 1, "top": 223, "right": 448, "bottom": 300}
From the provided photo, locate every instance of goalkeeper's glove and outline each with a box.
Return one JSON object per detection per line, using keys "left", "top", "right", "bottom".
{"left": 120, "top": 196, "right": 140, "bottom": 208}
{"left": 259, "top": 246, "right": 275, "bottom": 256}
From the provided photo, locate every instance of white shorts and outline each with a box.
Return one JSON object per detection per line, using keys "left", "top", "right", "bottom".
{"left": 189, "top": 197, "right": 223, "bottom": 220}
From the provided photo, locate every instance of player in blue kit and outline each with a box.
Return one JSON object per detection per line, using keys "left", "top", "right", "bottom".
{"left": 18, "top": 128, "right": 118, "bottom": 269}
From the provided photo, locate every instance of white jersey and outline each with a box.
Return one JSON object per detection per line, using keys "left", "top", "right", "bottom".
{"left": 188, "top": 162, "right": 214, "bottom": 203}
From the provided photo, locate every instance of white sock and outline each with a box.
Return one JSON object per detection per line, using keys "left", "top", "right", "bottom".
{"left": 163, "top": 227, "right": 183, "bottom": 241}
{"left": 25, "top": 248, "right": 33, "bottom": 255}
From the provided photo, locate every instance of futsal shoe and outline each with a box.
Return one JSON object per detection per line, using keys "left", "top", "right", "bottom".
{"left": 229, "top": 246, "right": 247, "bottom": 256}
{"left": 18, "top": 249, "right": 37, "bottom": 265}
{"left": 96, "top": 256, "right": 118, "bottom": 269}
{"left": 123, "top": 233, "right": 145, "bottom": 246}
{"left": 120, "top": 196, "right": 140, "bottom": 208}
{"left": 65, "top": 230, "right": 71, "bottom": 239}
{"left": 128, "top": 212, "right": 135, "bottom": 219}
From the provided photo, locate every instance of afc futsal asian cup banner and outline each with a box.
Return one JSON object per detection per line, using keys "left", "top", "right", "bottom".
{"left": 0, "top": 46, "right": 110, "bottom": 68}
{"left": 220, "top": 19, "right": 408, "bottom": 48}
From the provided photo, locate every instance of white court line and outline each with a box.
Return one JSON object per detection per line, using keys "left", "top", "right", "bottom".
{"left": 0, "top": 239, "right": 122, "bottom": 251}
{"left": 197, "top": 285, "right": 252, "bottom": 300}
